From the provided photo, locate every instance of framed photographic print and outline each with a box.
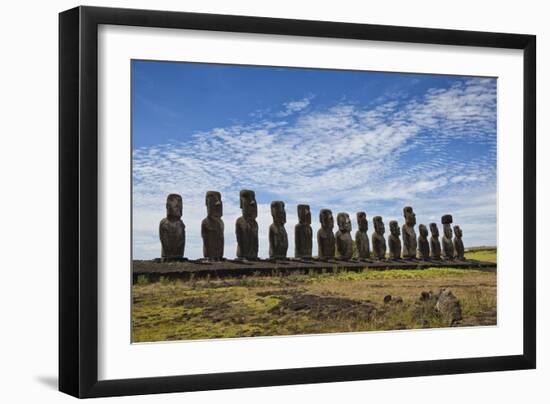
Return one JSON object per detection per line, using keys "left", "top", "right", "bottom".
{"left": 59, "top": 6, "right": 536, "bottom": 398}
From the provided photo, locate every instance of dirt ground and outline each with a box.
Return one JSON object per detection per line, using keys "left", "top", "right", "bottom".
{"left": 132, "top": 249, "right": 497, "bottom": 342}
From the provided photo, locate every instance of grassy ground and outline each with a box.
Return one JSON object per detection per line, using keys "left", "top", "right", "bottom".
{"left": 132, "top": 248, "right": 497, "bottom": 342}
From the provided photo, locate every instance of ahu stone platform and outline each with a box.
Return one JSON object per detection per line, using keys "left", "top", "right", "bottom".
{"left": 132, "top": 258, "right": 496, "bottom": 282}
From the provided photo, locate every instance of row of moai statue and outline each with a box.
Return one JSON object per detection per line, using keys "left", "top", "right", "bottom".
{"left": 159, "top": 190, "right": 465, "bottom": 261}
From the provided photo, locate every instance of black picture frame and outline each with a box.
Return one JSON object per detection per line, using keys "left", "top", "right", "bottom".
{"left": 59, "top": 5, "right": 536, "bottom": 398}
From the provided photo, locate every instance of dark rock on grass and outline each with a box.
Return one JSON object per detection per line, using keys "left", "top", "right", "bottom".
{"left": 393, "top": 296, "right": 403, "bottom": 304}
{"left": 269, "top": 294, "right": 376, "bottom": 321}
{"left": 383, "top": 295, "right": 403, "bottom": 304}
{"left": 420, "top": 291, "right": 430, "bottom": 301}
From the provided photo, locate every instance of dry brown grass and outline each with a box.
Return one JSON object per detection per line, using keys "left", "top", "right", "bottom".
{"left": 132, "top": 250, "right": 496, "bottom": 342}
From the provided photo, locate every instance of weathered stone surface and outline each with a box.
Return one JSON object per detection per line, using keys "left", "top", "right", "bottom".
{"left": 372, "top": 216, "right": 387, "bottom": 260}
{"left": 429, "top": 223, "right": 442, "bottom": 259}
{"left": 317, "top": 209, "right": 335, "bottom": 259}
{"left": 269, "top": 201, "right": 288, "bottom": 259}
{"left": 388, "top": 220, "right": 402, "bottom": 260}
{"left": 295, "top": 204, "right": 313, "bottom": 258}
{"left": 434, "top": 288, "right": 462, "bottom": 326}
{"left": 402, "top": 206, "right": 417, "bottom": 259}
{"left": 201, "top": 191, "right": 224, "bottom": 260}
{"left": 235, "top": 189, "right": 259, "bottom": 259}
{"left": 133, "top": 258, "right": 497, "bottom": 281}
{"left": 159, "top": 193, "right": 186, "bottom": 260}
{"left": 418, "top": 224, "right": 430, "bottom": 260}
{"left": 413, "top": 289, "right": 462, "bottom": 327}
{"left": 335, "top": 212, "right": 353, "bottom": 260}
{"left": 355, "top": 212, "right": 370, "bottom": 259}
{"left": 453, "top": 225, "right": 465, "bottom": 260}
{"left": 441, "top": 215, "right": 455, "bottom": 259}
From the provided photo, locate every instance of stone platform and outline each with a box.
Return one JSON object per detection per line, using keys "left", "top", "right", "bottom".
{"left": 132, "top": 257, "right": 496, "bottom": 282}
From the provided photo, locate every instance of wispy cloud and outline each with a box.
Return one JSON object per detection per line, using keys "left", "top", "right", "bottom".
{"left": 276, "top": 96, "right": 314, "bottom": 117}
{"left": 133, "top": 78, "right": 496, "bottom": 259}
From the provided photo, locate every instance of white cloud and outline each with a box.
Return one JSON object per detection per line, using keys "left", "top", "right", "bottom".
{"left": 276, "top": 96, "right": 313, "bottom": 117}
{"left": 133, "top": 78, "right": 496, "bottom": 259}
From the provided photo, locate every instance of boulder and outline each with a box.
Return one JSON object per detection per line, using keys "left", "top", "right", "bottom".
{"left": 434, "top": 288, "right": 462, "bottom": 326}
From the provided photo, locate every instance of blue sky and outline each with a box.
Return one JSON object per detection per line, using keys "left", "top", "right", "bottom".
{"left": 132, "top": 60, "right": 497, "bottom": 259}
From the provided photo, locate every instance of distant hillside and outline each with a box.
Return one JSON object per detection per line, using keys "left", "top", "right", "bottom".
{"left": 465, "top": 246, "right": 497, "bottom": 253}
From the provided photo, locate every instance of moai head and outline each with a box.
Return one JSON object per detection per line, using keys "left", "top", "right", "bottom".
{"left": 419, "top": 224, "right": 429, "bottom": 237}
{"left": 453, "top": 225, "right": 463, "bottom": 239}
{"left": 319, "top": 209, "right": 334, "bottom": 231}
{"left": 442, "top": 214, "right": 453, "bottom": 238}
{"left": 357, "top": 211, "right": 368, "bottom": 232}
{"left": 205, "top": 191, "right": 222, "bottom": 218}
{"left": 403, "top": 206, "right": 416, "bottom": 226}
{"left": 337, "top": 213, "right": 352, "bottom": 233}
{"left": 271, "top": 201, "right": 286, "bottom": 225}
{"left": 373, "top": 216, "right": 385, "bottom": 235}
{"left": 297, "top": 204, "right": 311, "bottom": 225}
{"left": 430, "top": 222, "right": 439, "bottom": 237}
{"left": 389, "top": 220, "right": 400, "bottom": 237}
{"left": 240, "top": 189, "right": 257, "bottom": 219}
{"left": 166, "top": 194, "right": 183, "bottom": 219}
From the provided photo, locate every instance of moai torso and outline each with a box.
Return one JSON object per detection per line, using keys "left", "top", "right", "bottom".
{"left": 429, "top": 223, "right": 442, "bottom": 259}
{"left": 442, "top": 227, "right": 455, "bottom": 259}
{"left": 372, "top": 216, "right": 387, "bottom": 260}
{"left": 269, "top": 201, "right": 288, "bottom": 259}
{"left": 236, "top": 190, "right": 259, "bottom": 259}
{"left": 388, "top": 220, "right": 402, "bottom": 260}
{"left": 335, "top": 213, "right": 353, "bottom": 260}
{"left": 402, "top": 206, "right": 417, "bottom": 259}
{"left": 453, "top": 225, "right": 465, "bottom": 260}
{"left": 441, "top": 215, "right": 455, "bottom": 259}
{"left": 417, "top": 224, "right": 430, "bottom": 260}
{"left": 159, "top": 194, "right": 185, "bottom": 260}
{"left": 317, "top": 209, "right": 335, "bottom": 259}
{"left": 201, "top": 191, "right": 224, "bottom": 260}
{"left": 355, "top": 212, "right": 370, "bottom": 259}
{"left": 295, "top": 205, "right": 312, "bottom": 258}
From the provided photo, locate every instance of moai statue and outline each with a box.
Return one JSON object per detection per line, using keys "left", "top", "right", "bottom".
{"left": 295, "top": 204, "right": 313, "bottom": 258}
{"left": 355, "top": 212, "right": 370, "bottom": 259}
{"left": 317, "top": 209, "right": 335, "bottom": 259}
{"left": 235, "top": 189, "right": 259, "bottom": 260}
{"left": 441, "top": 214, "right": 455, "bottom": 260}
{"left": 402, "top": 206, "right": 418, "bottom": 259}
{"left": 453, "top": 225, "right": 465, "bottom": 260}
{"left": 159, "top": 193, "right": 185, "bottom": 261}
{"left": 388, "top": 220, "right": 402, "bottom": 260}
{"left": 201, "top": 191, "right": 224, "bottom": 260}
{"left": 269, "top": 201, "right": 288, "bottom": 259}
{"left": 418, "top": 224, "right": 430, "bottom": 260}
{"left": 429, "top": 223, "right": 442, "bottom": 259}
{"left": 336, "top": 212, "right": 353, "bottom": 260}
{"left": 372, "top": 216, "right": 387, "bottom": 260}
